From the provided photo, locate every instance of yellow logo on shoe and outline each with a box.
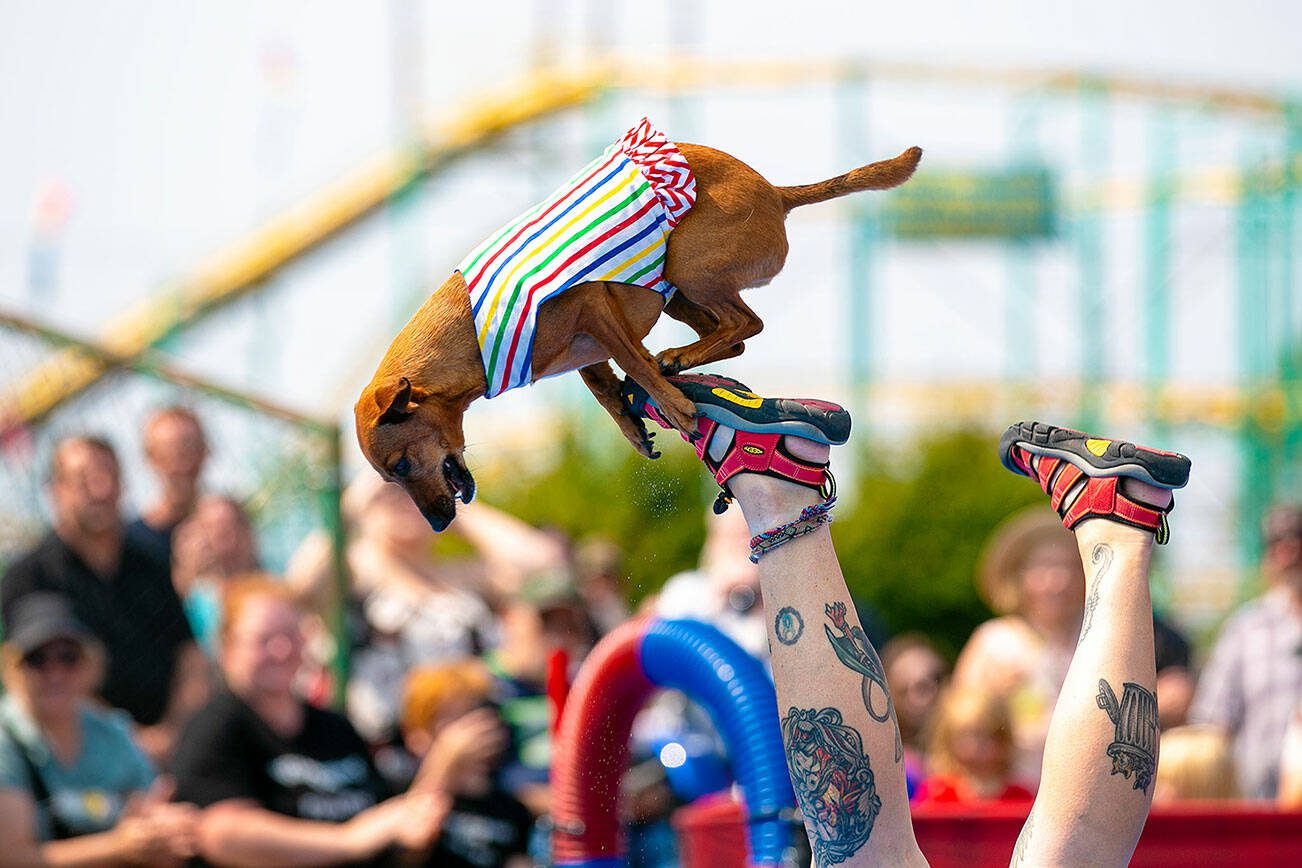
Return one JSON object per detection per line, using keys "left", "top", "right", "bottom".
{"left": 742, "top": 445, "right": 765, "bottom": 455}
{"left": 712, "top": 387, "right": 763, "bottom": 409}
{"left": 1086, "top": 438, "right": 1112, "bottom": 457}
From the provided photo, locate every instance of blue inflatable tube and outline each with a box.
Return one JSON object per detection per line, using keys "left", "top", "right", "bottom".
{"left": 551, "top": 616, "right": 796, "bottom": 867}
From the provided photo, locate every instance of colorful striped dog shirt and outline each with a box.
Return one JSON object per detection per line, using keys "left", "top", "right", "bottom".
{"left": 458, "top": 118, "right": 696, "bottom": 397}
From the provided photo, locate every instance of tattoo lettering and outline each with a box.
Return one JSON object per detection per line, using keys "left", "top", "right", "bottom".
{"left": 1096, "top": 679, "right": 1158, "bottom": 794}
{"left": 782, "top": 707, "right": 881, "bottom": 865}
{"left": 774, "top": 606, "right": 805, "bottom": 645}
{"left": 1010, "top": 808, "right": 1034, "bottom": 866}
{"left": 1079, "top": 544, "right": 1113, "bottom": 645}
{"left": 824, "top": 602, "right": 903, "bottom": 763}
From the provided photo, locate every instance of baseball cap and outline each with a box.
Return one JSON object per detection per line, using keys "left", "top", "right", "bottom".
{"left": 4, "top": 592, "right": 95, "bottom": 655}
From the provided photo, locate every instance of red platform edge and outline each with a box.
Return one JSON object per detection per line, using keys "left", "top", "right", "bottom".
{"left": 674, "top": 797, "right": 1302, "bottom": 867}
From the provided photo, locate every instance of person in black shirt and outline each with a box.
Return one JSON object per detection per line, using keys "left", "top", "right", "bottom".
{"left": 400, "top": 662, "right": 534, "bottom": 868}
{"left": 171, "top": 577, "right": 449, "bottom": 865}
{"left": 126, "top": 405, "right": 209, "bottom": 563}
{"left": 0, "top": 435, "right": 209, "bottom": 764}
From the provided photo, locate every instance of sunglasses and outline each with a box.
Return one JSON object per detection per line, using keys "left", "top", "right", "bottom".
{"left": 21, "top": 645, "right": 85, "bottom": 671}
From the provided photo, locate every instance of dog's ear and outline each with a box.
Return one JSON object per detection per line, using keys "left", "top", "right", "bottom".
{"left": 374, "top": 377, "right": 424, "bottom": 425}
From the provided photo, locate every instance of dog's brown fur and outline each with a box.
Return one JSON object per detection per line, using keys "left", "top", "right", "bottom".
{"left": 356, "top": 142, "right": 922, "bottom": 530}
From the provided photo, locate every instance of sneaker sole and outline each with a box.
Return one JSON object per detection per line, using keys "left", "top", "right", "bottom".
{"left": 624, "top": 375, "right": 852, "bottom": 446}
{"left": 999, "top": 421, "right": 1191, "bottom": 490}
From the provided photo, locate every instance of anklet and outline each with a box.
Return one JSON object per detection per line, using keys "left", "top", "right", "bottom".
{"left": 748, "top": 498, "right": 837, "bottom": 563}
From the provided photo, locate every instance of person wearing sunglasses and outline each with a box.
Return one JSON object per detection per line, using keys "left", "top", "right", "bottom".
{"left": 0, "top": 592, "right": 200, "bottom": 865}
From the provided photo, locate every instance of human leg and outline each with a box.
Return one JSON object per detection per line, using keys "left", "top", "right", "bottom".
{"left": 624, "top": 375, "right": 924, "bottom": 867}
{"left": 731, "top": 466, "right": 926, "bottom": 867}
{"left": 1000, "top": 423, "right": 1190, "bottom": 866}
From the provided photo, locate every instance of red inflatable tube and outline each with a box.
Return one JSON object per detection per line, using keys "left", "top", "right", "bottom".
{"left": 551, "top": 617, "right": 658, "bottom": 865}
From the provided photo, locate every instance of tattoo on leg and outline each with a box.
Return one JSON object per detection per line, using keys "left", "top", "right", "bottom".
{"left": 1010, "top": 808, "right": 1034, "bottom": 866}
{"left": 1079, "top": 543, "right": 1113, "bottom": 645}
{"left": 824, "top": 602, "right": 903, "bottom": 763}
{"left": 1096, "top": 679, "right": 1158, "bottom": 794}
{"left": 774, "top": 606, "right": 805, "bottom": 645}
{"left": 782, "top": 707, "right": 881, "bottom": 865}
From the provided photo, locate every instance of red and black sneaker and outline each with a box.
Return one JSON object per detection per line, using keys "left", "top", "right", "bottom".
{"left": 999, "top": 421, "right": 1192, "bottom": 543}
{"left": 620, "top": 373, "right": 849, "bottom": 513}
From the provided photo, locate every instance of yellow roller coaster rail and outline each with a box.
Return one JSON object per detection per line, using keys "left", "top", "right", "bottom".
{"left": 2, "top": 66, "right": 606, "bottom": 431}
{"left": 5, "top": 56, "right": 1297, "bottom": 430}
{"left": 611, "top": 55, "right": 1298, "bottom": 118}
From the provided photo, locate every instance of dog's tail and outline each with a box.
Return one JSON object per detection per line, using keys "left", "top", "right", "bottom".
{"left": 778, "top": 146, "right": 922, "bottom": 211}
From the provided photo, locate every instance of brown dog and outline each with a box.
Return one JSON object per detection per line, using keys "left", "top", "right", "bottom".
{"left": 356, "top": 139, "right": 921, "bottom": 530}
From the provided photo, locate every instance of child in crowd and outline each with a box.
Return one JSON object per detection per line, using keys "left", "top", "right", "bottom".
{"left": 882, "top": 633, "right": 949, "bottom": 779}
{"left": 916, "top": 687, "right": 1034, "bottom": 804}
{"left": 1153, "top": 725, "right": 1240, "bottom": 803}
{"left": 401, "top": 662, "right": 534, "bottom": 868}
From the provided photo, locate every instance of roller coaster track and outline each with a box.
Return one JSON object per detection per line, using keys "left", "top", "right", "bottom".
{"left": 4, "top": 57, "right": 1297, "bottom": 429}
{"left": 1, "top": 67, "right": 606, "bottom": 430}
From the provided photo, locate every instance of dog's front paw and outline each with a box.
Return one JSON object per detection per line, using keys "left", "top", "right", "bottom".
{"left": 656, "top": 388, "right": 699, "bottom": 434}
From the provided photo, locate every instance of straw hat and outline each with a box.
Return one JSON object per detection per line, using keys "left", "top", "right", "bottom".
{"left": 977, "top": 506, "right": 1076, "bottom": 615}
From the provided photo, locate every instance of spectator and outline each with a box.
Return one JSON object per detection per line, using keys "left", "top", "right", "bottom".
{"left": 171, "top": 493, "right": 260, "bottom": 653}
{"left": 953, "top": 507, "right": 1083, "bottom": 783}
{"left": 656, "top": 507, "right": 771, "bottom": 659}
{"left": 1152, "top": 725, "right": 1239, "bottom": 803}
{"left": 1278, "top": 709, "right": 1302, "bottom": 810}
{"left": 916, "top": 687, "right": 1033, "bottom": 804}
{"left": 170, "top": 576, "right": 449, "bottom": 866}
{"left": 287, "top": 474, "right": 566, "bottom": 744}
{"left": 0, "top": 592, "right": 199, "bottom": 862}
{"left": 1190, "top": 503, "right": 1302, "bottom": 799}
{"left": 1, "top": 436, "right": 208, "bottom": 764}
{"left": 882, "top": 633, "right": 949, "bottom": 772}
{"left": 128, "top": 405, "right": 209, "bottom": 562}
{"left": 1152, "top": 611, "right": 1195, "bottom": 730}
{"left": 400, "top": 663, "right": 533, "bottom": 868}
{"left": 486, "top": 569, "right": 597, "bottom": 816}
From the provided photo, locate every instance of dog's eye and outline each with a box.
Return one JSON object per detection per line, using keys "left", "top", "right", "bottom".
{"left": 392, "top": 457, "right": 412, "bottom": 478}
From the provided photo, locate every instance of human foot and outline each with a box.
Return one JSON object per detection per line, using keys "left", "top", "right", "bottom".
{"left": 999, "top": 421, "right": 1191, "bottom": 543}
{"left": 621, "top": 373, "right": 844, "bottom": 514}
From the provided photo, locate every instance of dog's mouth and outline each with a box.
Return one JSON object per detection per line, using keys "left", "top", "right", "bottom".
{"left": 442, "top": 455, "right": 476, "bottom": 504}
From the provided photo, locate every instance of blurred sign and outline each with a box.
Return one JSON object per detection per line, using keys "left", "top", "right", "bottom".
{"left": 880, "top": 165, "right": 1058, "bottom": 240}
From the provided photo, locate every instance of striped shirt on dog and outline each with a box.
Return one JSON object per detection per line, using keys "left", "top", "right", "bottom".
{"left": 458, "top": 118, "right": 696, "bottom": 397}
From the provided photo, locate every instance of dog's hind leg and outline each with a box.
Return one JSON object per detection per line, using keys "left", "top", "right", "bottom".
{"left": 662, "top": 293, "right": 746, "bottom": 368}
{"left": 581, "top": 284, "right": 700, "bottom": 433}
{"left": 580, "top": 361, "right": 660, "bottom": 458}
{"left": 656, "top": 295, "right": 764, "bottom": 374}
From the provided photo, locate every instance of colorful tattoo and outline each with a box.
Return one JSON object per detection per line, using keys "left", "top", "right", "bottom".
{"left": 782, "top": 707, "right": 881, "bottom": 865}
{"left": 824, "top": 602, "right": 903, "bottom": 763}
{"left": 1096, "top": 679, "right": 1158, "bottom": 794}
{"left": 775, "top": 606, "right": 805, "bottom": 645}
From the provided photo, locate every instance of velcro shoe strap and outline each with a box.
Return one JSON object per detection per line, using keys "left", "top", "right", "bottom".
{"left": 1060, "top": 476, "right": 1168, "bottom": 538}
{"left": 711, "top": 430, "right": 827, "bottom": 491}
{"left": 1032, "top": 455, "right": 1064, "bottom": 496}
{"left": 690, "top": 417, "right": 721, "bottom": 465}
{"left": 1049, "top": 462, "right": 1085, "bottom": 512}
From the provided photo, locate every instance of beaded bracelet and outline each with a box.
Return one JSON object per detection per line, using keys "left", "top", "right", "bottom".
{"left": 748, "top": 497, "right": 837, "bottom": 563}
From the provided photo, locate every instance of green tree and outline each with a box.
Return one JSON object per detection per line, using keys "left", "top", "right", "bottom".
{"left": 482, "top": 424, "right": 1040, "bottom": 656}
{"left": 480, "top": 424, "right": 709, "bottom": 602}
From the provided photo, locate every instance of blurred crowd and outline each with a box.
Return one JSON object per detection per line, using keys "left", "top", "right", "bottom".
{"left": 1, "top": 406, "right": 1300, "bottom": 866}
